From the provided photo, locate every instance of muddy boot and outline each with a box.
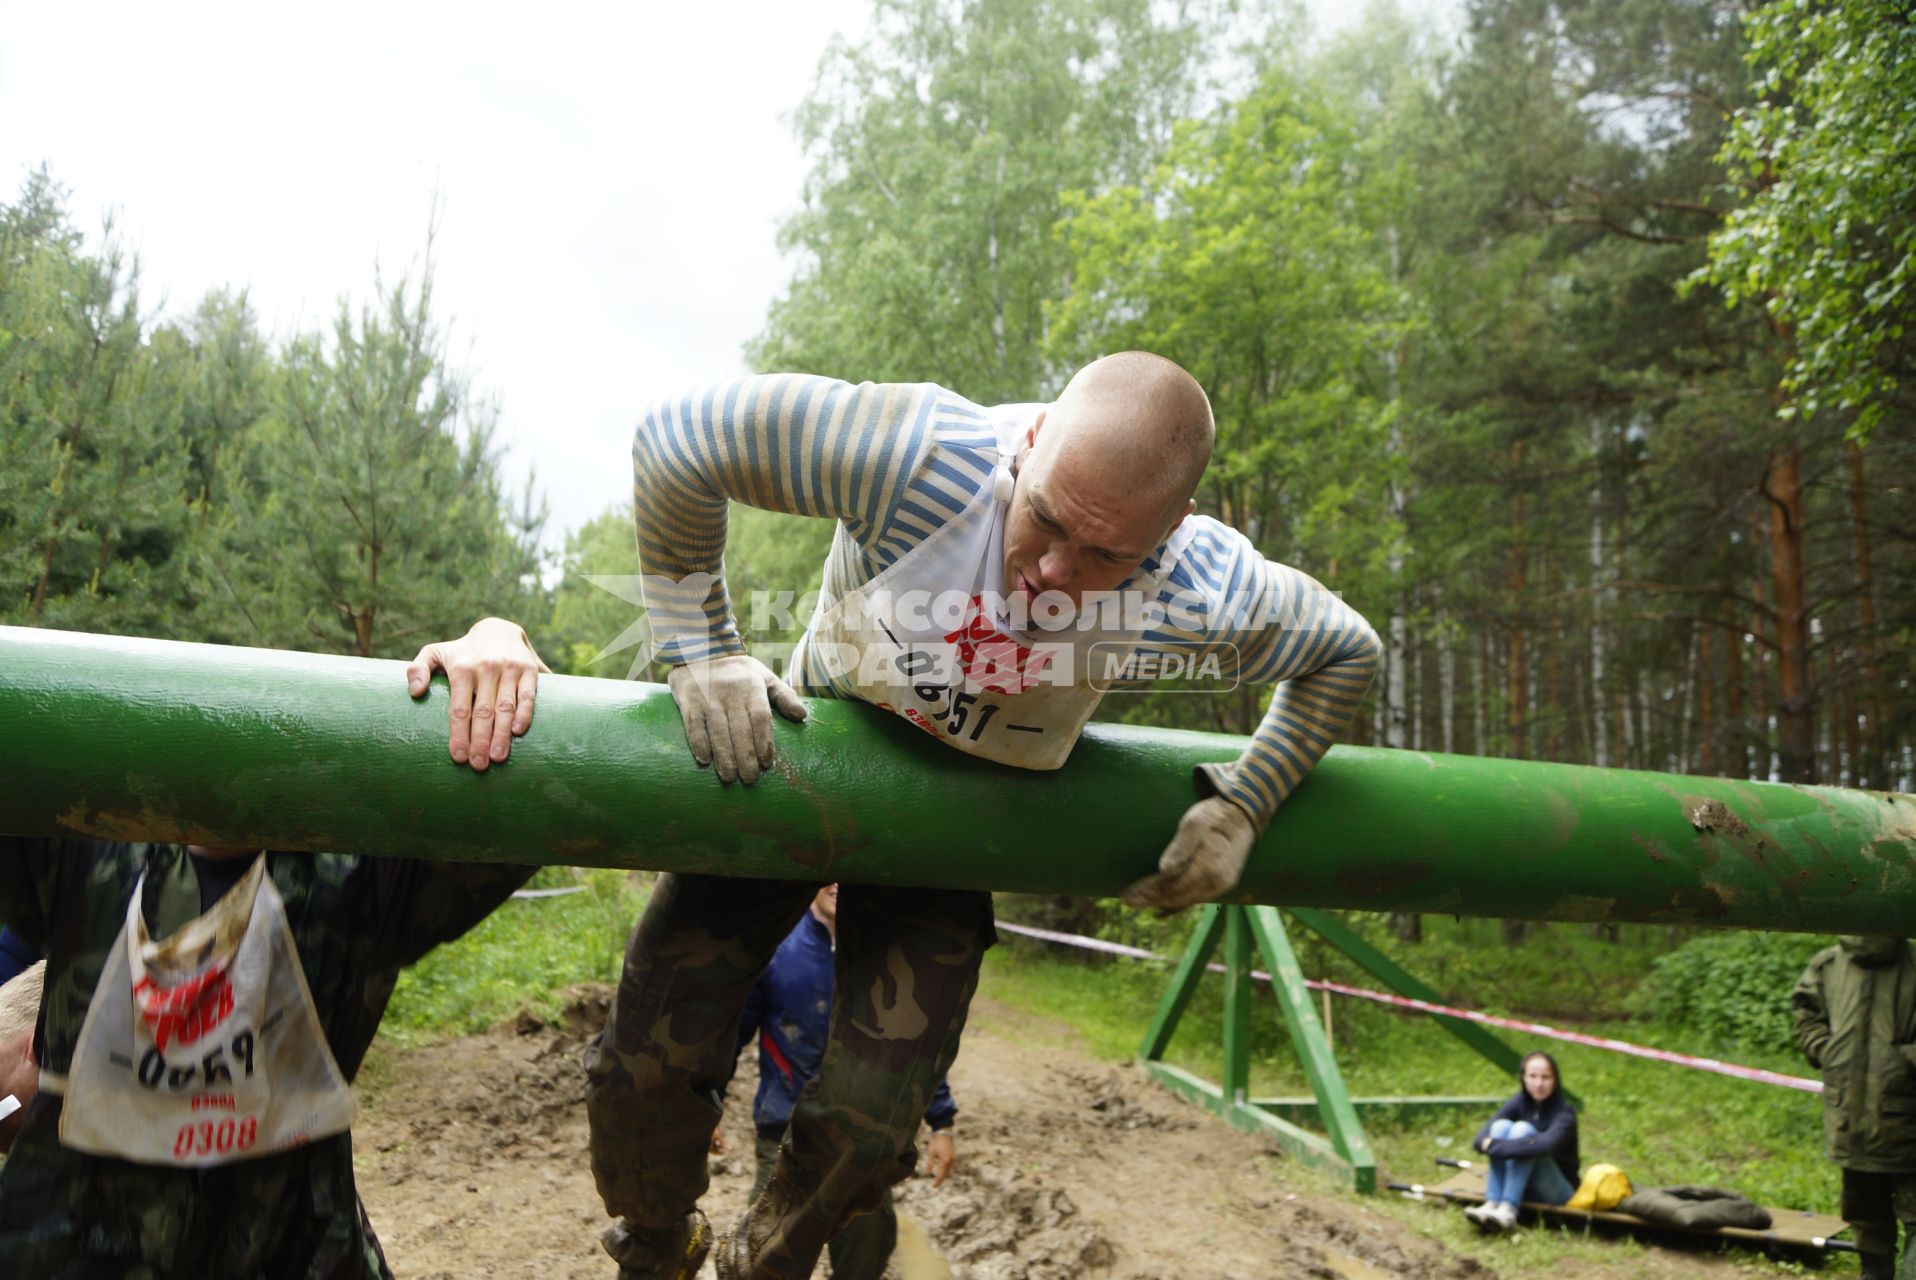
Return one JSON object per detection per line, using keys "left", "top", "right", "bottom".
{"left": 715, "top": 1174, "right": 787, "bottom": 1280}
{"left": 716, "top": 1155, "right": 830, "bottom": 1280}
{"left": 601, "top": 1210, "right": 712, "bottom": 1280}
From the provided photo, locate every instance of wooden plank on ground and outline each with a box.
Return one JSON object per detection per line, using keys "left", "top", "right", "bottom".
{"left": 1416, "top": 1168, "right": 1850, "bottom": 1250}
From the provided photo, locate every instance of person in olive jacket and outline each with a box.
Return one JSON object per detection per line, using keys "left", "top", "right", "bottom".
{"left": 1792, "top": 935, "right": 1916, "bottom": 1280}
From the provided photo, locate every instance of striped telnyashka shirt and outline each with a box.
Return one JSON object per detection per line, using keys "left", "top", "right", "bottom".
{"left": 632, "top": 374, "right": 1380, "bottom": 831}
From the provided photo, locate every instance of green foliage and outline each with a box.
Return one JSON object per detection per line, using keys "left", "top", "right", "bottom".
{"left": 0, "top": 171, "right": 547, "bottom": 656}
{"left": 751, "top": 0, "right": 1229, "bottom": 402}
{"left": 547, "top": 505, "right": 646, "bottom": 678}
{"left": 381, "top": 868, "right": 647, "bottom": 1043}
{"left": 1697, "top": 0, "right": 1916, "bottom": 437}
{"left": 1050, "top": 65, "right": 1407, "bottom": 733}
{"left": 0, "top": 168, "right": 195, "bottom": 635}
{"left": 205, "top": 251, "right": 544, "bottom": 657}
{"left": 1630, "top": 930, "right": 1827, "bottom": 1055}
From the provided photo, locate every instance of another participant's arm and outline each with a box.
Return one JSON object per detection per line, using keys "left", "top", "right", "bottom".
{"left": 375, "top": 619, "right": 557, "bottom": 961}
{"left": 1483, "top": 1106, "right": 1574, "bottom": 1160}
{"left": 365, "top": 859, "right": 537, "bottom": 970}
{"left": 0, "top": 837, "right": 92, "bottom": 952}
{"left": 407, "top": 617, "right": 551, "bottom": 773}
{"left": 924, "top": 1078, "right": 957, "bottom": 1187}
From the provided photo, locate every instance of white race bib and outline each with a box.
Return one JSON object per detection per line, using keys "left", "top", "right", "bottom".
{"left": 801, "top": 404, "right": 1190, "bottom": 770}
{"left": 47, "top": 857, "right": 358, "bottom": 1167}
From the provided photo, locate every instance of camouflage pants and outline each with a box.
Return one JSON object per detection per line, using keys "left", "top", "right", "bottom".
{"left": 751, "top": 1132, "right": 895, "bottom": 1280}
{"left": 1841, "top": 1168, "right": 1916, "bottom": 1277}
{"left": 584, "top": 873, "right": 992, "bottom": 1278}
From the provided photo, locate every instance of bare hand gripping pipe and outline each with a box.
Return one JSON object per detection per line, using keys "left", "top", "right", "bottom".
{"left": 1, "top": 626, "right": 1911, "bottom": 934}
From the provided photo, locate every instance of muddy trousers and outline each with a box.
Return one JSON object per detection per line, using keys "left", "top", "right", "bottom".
{"left": 584, "top": 873, "right": 993, "bottom": 1279}
{"left": 1841, "top": 1169, "right": 1916, "bottom": 1280}
{"left": 752, "top": 1133, "right": 895, "bottom": 1280}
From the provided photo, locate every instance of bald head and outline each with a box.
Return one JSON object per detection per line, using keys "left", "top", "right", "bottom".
{"left": 1045, "top": 352, "right": 1214, "bottom": 503}
{"left": 0, "top": 960, "right": 43, "bottom": 1153}
{"left": 0, "top": 961, "right": 41, "bottom": 1045}
{"left": 1004, "top": 353, "right": 1212, "bottom": 605}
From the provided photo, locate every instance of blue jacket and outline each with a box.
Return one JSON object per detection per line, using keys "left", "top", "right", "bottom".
{"left": 1474, "top": 1087, "right": 1579, "bottom": 1185}
{"left": 0, "top": 926, "right": 38, "bottom": 986}
{"left": 737, "top": 909, "right": 957, "bottom": 1139}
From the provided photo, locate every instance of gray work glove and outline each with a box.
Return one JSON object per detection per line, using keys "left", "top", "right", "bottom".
{"left": 1121, "top": 796, "right": 1257, "bottom": 910}
{"left": 667, "top": 654, "right": 808, "bottom": 784}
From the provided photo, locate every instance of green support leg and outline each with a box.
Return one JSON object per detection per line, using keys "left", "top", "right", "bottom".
{"left": 1243, "top": 907, "right": 1376, "bottom": 1192}
{"left": 1139, "top": 905, "right": 1225, "bottom": 1061}
{"left": 1222, "top": 906, "right": 1253, "bottom": 1106}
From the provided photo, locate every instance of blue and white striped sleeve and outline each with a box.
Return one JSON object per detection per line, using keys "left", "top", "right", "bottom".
{"left": 1179, "top": 533, "right": 1380, "bottom": 831}
{"left": 631, "top": 374, "right": 986, "bottom": 664}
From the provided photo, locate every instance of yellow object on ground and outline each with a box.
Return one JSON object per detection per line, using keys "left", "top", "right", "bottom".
{"left": 1567, "top": 1163, "right": 1634, "bottom": 1212}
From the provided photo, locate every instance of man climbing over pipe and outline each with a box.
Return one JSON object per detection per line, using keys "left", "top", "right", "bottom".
{"left": 605, "top": 353, "right": 1381, "bottom": 1279}
{"left": 612, "top": 352, "right": 1387, "bottom": 1280}
{"left": 443, "top": 353, "right": 1380, "bottom": 1278}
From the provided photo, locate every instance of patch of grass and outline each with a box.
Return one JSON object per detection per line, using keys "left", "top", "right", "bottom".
{"left": 379, "top": 866, "right": 647, "bottom": 1045}
{"left": 976, "top": 939, "right": 1171, "bottom": 1060}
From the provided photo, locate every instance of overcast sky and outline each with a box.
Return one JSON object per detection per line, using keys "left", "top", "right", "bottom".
{"left": 1, "top": 1, "right": 1406, "bottom": 555}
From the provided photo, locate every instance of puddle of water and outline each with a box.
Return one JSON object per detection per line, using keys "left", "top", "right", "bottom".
{"left": 1320, "top": 1247, "right": 1392, "bottom": 1280}
{"left": 892, "top": 1207, "right": 953, "bottom": 1280}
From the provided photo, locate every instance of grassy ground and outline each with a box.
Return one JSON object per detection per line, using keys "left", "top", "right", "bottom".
{"left": 378, "top": 866, "right": 648, "bottom": 1045}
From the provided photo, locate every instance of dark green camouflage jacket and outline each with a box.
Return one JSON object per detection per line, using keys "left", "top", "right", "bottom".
{"left": 0, "top": 836, "right": 533, "bottom": 1278}
{"left": 1792, "top": 937, "right": 1916, "bottom": 1173}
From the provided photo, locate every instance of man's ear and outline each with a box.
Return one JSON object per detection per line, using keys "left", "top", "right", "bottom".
{"left": 1012, "top": 409, "right": 1046, "bottom": 477}
{"left": 1162, "top": 498, "right": 1196, "bottom": 543}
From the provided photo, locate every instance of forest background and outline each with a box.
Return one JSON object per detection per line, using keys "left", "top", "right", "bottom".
{"left": 4, "top": 0, "right": 1913, "bottom": 1237}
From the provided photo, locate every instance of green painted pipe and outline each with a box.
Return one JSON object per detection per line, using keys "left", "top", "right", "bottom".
{"left": 2, "top": 626, "right": 1912, "bottom": 934}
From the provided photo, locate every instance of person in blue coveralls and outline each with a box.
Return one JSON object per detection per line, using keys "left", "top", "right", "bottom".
{"left": 735, "top": 885, "right": 957, "bottom": 1280}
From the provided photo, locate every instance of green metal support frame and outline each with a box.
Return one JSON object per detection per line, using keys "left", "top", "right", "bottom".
{"left": 1138, "top": 905, "right": 1526, "bottom": 1194}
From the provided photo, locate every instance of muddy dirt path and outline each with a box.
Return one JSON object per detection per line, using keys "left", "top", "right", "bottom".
{"left": 353, "top": 987, "right": 1741, "bottom": 1279}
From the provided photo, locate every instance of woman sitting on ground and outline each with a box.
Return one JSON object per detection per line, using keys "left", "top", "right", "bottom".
{"left": 1465, "top": 1050, "right": 1579, "bottom": 1231}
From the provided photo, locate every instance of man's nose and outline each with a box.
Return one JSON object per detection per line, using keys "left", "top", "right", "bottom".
{"left": 1037, "top": 543, "right": 1076, "bottom": 588}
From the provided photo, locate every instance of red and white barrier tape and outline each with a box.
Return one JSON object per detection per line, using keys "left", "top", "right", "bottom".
{"left": 995, "top": 920, "right": 1823, "bottom": 1094}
